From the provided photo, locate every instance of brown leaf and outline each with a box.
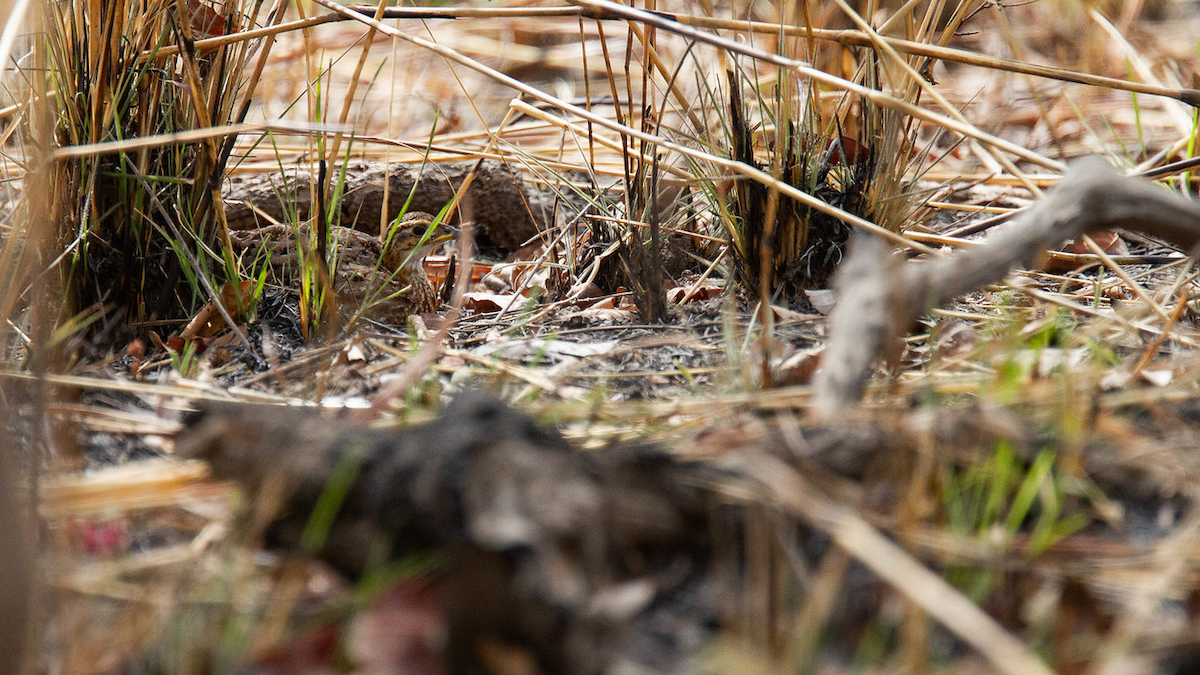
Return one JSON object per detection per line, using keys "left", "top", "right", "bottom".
{"left": 803, "top": 289, "right": 837, "bottom": 315}
{"left": 463, "top": 292, "right": 525, "bottom": 313}
{"left": 824, "top": 135, "right": 871, "bottom": 166}
{"left": 934, "top": 320, "right": 977, "bottom": 358}
{"left": 220, "top": 280, "right": 253, "bottom": 318}
{"left": 187, "top": 0, "right": 239, "bottom": 39}
{"left": 568, "top": 281, "right": 604, "bottom": 305}
{"left": 1044, "top": 230, "right": 1131, "bottom": 272}
{"left": 775, "top": 347, "right": 823, "bottom": 386}
{"left": 1070, "top": 230, "right": 1128, "bottom": 256}
{"left": 667, "top": 285, "right": 722, "bottom": 304}
{"left": 565, "top": 305, "right": 636, "bottom": 322}
{"left": 180, "top": 280, "right": 251, "bottom": 341}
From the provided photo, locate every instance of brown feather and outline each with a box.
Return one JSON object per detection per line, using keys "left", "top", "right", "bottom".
{"left": 229, "top": 212, "right": 451, "bottom": 329}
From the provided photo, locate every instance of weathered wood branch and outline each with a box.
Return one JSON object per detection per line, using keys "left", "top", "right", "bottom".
{"left": 814, "top": 158, "right": 1200, "bottom": 417}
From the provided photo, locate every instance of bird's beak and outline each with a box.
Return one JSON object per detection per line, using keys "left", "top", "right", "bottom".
{"left": 428, "top": 221, "right": 458, "bottom": 243}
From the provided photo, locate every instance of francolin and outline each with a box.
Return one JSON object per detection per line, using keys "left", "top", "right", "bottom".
{"left": 229, "top": 211, "right": 453, "bottom": 328}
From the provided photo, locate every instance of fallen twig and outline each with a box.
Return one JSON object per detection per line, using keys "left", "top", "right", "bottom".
{"left": 815, "top": 158, "right": 1200, "bottom": 418}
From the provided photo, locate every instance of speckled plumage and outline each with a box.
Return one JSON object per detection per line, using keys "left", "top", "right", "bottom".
{"left": 229, "top": 212, "right": 452, "bottom": 328}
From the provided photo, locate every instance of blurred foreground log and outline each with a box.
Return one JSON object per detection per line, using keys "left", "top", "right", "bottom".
{"left": 0, "top": 419, "right": 34, "bottom": 671}
{"left": 180, "top": 393, "right": 711, "bottom": 675}
{"left": 180, "top": 393, "right": 1065, "bottom": 675}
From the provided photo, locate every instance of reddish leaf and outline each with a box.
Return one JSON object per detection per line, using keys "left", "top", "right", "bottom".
{"left": 346, "top": 579, "right": 444, "bottom": 675}
{"left": 256, "top": 625, "right": 342, "bottom": 673}
{"left": 824, "top": 135, "right": 870, "bottom": 166}
{"left": 1070, "top": 230, "right": 1128, "bottom": 256}
{"left": 463, "top": 292, "right": 524, "bottom": 313}
{"left": 667, "top": 285, "right": 722, "bottom": 304}
{"left": 68, "top": 517, "right": 130, "bottom": 556}
{"left": 188, "top": 0, "right": 240, "bottom": 39}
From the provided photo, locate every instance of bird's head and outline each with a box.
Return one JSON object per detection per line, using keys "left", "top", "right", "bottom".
{"left": 382, "top": 212, "right": 455, "bottom": 269}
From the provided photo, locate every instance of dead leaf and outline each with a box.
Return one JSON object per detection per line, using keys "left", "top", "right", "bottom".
{"left": 775, "top": 346, "right": 823, "bottom": 386}
{"left": 507, "top": 241, "right": 548, "bottom": 262}
{"left": 180, "top": 280, "right": 252, "bottom": 341}
{"left": 473, "top": 338, "right": 617, "bottom": 360}
{"left": 424, "top": 256, "right": 489, "bottom": 287}
{"left": 1044, "top": 231, "right": 1130, "bottom": 272}
{"left": 823, "top": 134, "right": 871, "bottom": 166}
{"left": 771, "top": 304, "right": 820, "bottom": 322}
{"left": 667, "top": 285, "right": 722, "bottom": 304}
{"left": 565, "top": 306, "right": 636, "bottom": 322}
{"left": 148, "top": 331, "right": 167, "bottom": 352}
{"left": 187, "top": 0, "right": 240, "bottom": 39}
{"left": 483, "top": 260, "right": 550, "bottom": 295}
{"left": 1071, "top": 230, "right": 1129, "bottom": 256}
{"left": 207, "top": 347, "right": 233, "bottom": 368}
{"left": 934, "top": 320, "right": 977, "bottom": 358}
{"left": 804, "top": 289, "right": 837, "bottom": 315}
{"left": 463, "top": 293, "right": 526, "bottom": 313}
{"left": 567, "top": 280, "right": 603, "bottom": 303}
{"left": 67, "top": 516, "right": 130, "bottom": 556}
{"left": 585, "top": 297, "right": 619, "bottom": 310}
{"left": 1139, "top": 369, "right": 1173, "bottom": 387}
{"left": 1100, "top": 369, "right": 1132, "bottom": 390}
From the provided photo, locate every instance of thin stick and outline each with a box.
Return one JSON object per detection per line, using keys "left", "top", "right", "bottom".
{"left": 815, "top": 159, "right": 1200, "bottom": 417}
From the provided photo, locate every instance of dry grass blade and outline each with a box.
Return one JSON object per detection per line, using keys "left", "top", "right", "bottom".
{"left": 312, "top": 0, "right": 930, "bottom": 253}
{"left": 39, "top": 0, "right": 282, "bottom": 344}
{"left": 569, "top": 0, "right": 1064, "bottom": 171}
{"left": 651, "top": 13, "right": 1200, "bottom": 105}
{"left": 39, "top": 460, "right": 222, "bottom": 519}
{"left": 826, "top": 0, "right": 1046, "bottom": 196}
{"left": 49, "top": 121, "right": 348, "bottom": 160}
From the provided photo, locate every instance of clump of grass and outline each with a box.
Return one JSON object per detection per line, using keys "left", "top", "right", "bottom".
{"left": 721, "top": 5, "right": 936, "bottom": 304}
{"left": 725, "top": 62, "right": 916, "bottom": 301}
{"left": 42, "top": 0, "right": 273, "bottom": 347}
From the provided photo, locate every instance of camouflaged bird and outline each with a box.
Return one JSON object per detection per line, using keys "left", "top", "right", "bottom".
{"left": 229, "top": 211, "right": 453, "bottom": 328}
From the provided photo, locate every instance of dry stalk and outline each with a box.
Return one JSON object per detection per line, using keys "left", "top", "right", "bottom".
{"left": 311, "top": 0, "right": 928, "bottom": 253}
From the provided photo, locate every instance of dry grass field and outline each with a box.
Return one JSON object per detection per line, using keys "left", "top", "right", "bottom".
{"left": 3, "top": 0, "right": 1200, "bottom": 673}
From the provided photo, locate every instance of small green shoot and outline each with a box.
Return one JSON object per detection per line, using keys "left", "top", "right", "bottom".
{"left": 941, "top": 442, "right": 1089, "bottom": 600}
{"left": 301, "top": 444, "right": 367, "bottom": 554}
